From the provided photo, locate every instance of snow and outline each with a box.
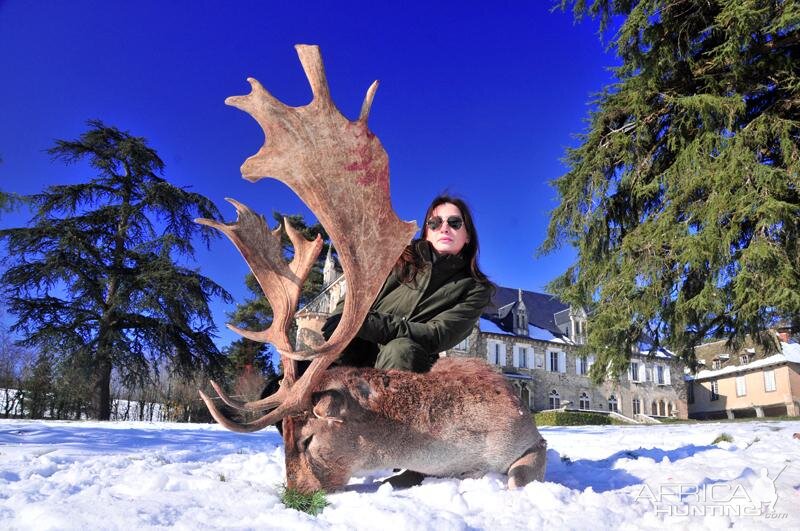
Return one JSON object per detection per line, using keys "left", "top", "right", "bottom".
{"left": 1, "top": 419, "right": 799, "bottom": 530}
{"left": 478, "top": 318, "right": 570, "bottom": 344}
{"left": 478, "top": 317, "right": 508, "bottom": 335}
{"left": 638, "top": 348, "right": 676, "bottom": 360}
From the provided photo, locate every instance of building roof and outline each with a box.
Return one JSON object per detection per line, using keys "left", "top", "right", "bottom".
{"left": 479, "top": 317, "right": 571, "bottom": 344}
{"left": 690, "top": 342, "right": 800, "bottom": 380}
{"left": 637, "top": 348, "right": 676, "bottom": 360}
{"left": 482, "top": 286, "right": 570, "bottom": 338}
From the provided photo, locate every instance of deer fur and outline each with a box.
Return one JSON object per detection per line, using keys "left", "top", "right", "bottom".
{"left": 283, "top": 357, "right": 547, "bottom": 493}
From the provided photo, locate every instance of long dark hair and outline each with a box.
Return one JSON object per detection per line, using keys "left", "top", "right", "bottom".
{"left": 395, "top": 195, "right": 492, "bottom": 286}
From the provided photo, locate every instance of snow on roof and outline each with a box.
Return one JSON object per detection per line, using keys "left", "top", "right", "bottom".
{"left": 637, "top": 348, "right": 676, "bottom": 359}
{"left": 692, "top": 342, "right": 800, "bottom": 380}
{"left": 478, "top": 318, "right": 571, "bottom": 345}
{"left": 479, "top": 317, "right": 508, "bottom": 335}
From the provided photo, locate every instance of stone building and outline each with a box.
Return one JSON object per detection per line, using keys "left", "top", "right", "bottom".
{"left": 294, "top": 246, "right": 346, "bottom": 349}
{"left": 295, "top": 260, "right": 689, "bottom": 421}
{"left": 442, "top": 286, "right": 689, "bottom": 420}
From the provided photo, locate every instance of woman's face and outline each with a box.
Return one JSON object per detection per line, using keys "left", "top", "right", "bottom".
{"left": 425, "top": 202, "right": 469, "bottom": 255}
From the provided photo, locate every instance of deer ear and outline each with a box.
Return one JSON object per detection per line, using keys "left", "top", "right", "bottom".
{"left": 312, "top": 389, "right": 346, "bottom": 419}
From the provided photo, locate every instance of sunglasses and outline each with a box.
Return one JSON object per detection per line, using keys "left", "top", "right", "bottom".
{"left": 426, "top": 215, "right": 464, "bottom": 231}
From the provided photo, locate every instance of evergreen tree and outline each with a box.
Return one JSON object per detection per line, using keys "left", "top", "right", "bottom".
{"left": 543, "top": 1, "right": 799, "bottom": 378}
{"left": 0, "top": 120, "right": 231, "bottom": 419}
{"left": 24, "top": 352, "right": 54, "bottom": 419}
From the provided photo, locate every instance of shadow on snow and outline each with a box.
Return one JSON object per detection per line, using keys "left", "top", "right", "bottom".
{"left": 546, "top": 445, "right": 717, "bottom": 492}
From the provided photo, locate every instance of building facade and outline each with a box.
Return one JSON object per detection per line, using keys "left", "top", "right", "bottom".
{"left": 443, "top": 287, "right": 688, "bottom": 420}
{"left": 687, "top": 328, "right": 800, "bottom": 419}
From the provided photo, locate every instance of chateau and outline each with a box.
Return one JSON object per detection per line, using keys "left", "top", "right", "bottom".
{"left": 296, "top": 252, "right": 689, "bottom": 421}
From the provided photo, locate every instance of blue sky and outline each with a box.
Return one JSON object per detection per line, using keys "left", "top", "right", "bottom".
{"left": 0, "top": 1, "right": 617, "bottom": 348}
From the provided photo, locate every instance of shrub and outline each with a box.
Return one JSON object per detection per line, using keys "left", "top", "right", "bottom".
{"left": 278, "top": 485, "right": 328, "bottom": 516}
{"left": 534, "top": 410, "right": 613, "bottom": 426}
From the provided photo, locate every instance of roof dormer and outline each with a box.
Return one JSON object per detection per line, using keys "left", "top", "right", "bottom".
{"left": 513, "top": 288, "right": 528, "bottom": 336}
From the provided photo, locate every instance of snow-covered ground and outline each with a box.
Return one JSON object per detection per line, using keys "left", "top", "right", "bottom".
{"left": 1, "top": 418, "right": 798, "bottom": 530}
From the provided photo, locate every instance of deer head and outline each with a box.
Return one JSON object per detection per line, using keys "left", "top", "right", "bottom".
{"left": 198, "top": 45, "right": 417, "bottom": 432}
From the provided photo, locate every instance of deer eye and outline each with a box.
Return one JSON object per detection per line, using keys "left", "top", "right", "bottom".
{"left": 298, "top": 434, "right": 314, "bottom": 452}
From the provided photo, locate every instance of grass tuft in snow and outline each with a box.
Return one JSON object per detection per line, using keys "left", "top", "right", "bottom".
{"left": 278, "top": 484, "right": 328, "bottom": 516}
{"left": 712, "top": 432, "right": 733, "bottom": 444}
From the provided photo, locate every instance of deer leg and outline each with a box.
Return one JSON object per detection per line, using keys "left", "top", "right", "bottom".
{"left": 507, "top": 439, "right": 547, "bottom": 489}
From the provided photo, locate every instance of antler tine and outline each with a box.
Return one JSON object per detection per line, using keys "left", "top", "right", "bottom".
{"left": 201, "top": 380, "right": 285, "bottom": 413}
{"left": 199, "top": 353, "right": 341, "bottom": 432}
{"left": 199, "top": 389, "right": 290, "bottom": 433}
{"left": 224, "top": 77, "right": 282, "bottom": 121}
{"left": 359, "top": 80, "right": 379, "bottom": 122}
{"left": 283, "top": 216, "right": 321, "bottom": 279}
{"left": 296, "top": 44, "right": 331, "bottom": 105}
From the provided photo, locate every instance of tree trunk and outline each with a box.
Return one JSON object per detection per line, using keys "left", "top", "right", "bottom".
{"left": 90, "top": 357, "right": 112, "bottom": 420}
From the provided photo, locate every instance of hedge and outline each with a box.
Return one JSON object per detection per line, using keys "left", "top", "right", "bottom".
{"left": 534, "top": 410, "right": 614, "bottom": 426}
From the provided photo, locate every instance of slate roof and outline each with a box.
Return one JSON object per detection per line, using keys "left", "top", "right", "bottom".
{"left": 481, "top": 286, "right": 570, "bottom": 338}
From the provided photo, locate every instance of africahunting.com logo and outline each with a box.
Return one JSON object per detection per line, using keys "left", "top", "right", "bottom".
{"left": 634, "top": 465, "right": 790, "bottom": 519}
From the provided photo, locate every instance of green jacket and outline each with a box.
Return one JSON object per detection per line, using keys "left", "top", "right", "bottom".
{"left": 330, "top": 240, "right": 493, "bottom": 354}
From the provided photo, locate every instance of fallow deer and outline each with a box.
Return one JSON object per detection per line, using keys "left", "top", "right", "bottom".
{"left": 198, "top": 45, "right": 546, "bottom": 493}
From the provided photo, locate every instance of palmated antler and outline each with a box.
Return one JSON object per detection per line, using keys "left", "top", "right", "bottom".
{"left": 198, "top": 44, "right": 417, "bottom": 432}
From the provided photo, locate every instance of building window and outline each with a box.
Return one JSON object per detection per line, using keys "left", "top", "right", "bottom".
{"left": 486, "top": 341, "right": 503, "bottom": 365}
{"left": 656, "top": 365, "right": 665, "bottom": 385}
{"left": 549, "top": 390, "right": 560, "bottom": 410}
{"left": 651, "top": 401, "right": 658, "bottom": 416}
{"left": 548, "top": 351, "right": 565, "bottom": 373}
{"left": 740, "top": 354, "right": 749, "bottom": 365}
{"left": 736, "top": 375, "right": 747, "bottom": 397}
{"left": 687, "top": 383, "right": 694, "bottom": 404}
{"left": 659, "top": 400, "right": 666, "bottom": 417}
{"left": 453, "top": 337, "right": 469, "bottom": 351}
{"left": 632, "top": 397, "right": 641, "bottom": 415}
{"left": 764, "top": 370, "right": 776, "bottom": 392}
{"left": 629, "top": 362, "right": 641, "bottom": 382}
{"left": 549, "top": 351, "right": 558, "bottom": 372}
{"left": 516, "top": 311, "right": 527, "bottom": 334}
{"left": 712, "top": 359, "right": 721, "bottom": 370}
{"left": 487, "top": 342, "right": 504, "bottom": 365}
{"left": 710, "top": 380, "right": 720, "bottom": 401}
{"left": 577, "top": 357, "right": 589, "bottom": 376}
{"left": 608, "top": 395, "right": 618, "bottom": 412}
{"left": 516, "top": 346, "right": 529, "bottom": 369}
{"left": 579, "top": 392, "right": 590, "bottom": 410}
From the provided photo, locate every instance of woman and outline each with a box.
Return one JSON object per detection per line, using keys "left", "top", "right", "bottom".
{"left": 322, "top": 195, "right": 494, "bottom": 373}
